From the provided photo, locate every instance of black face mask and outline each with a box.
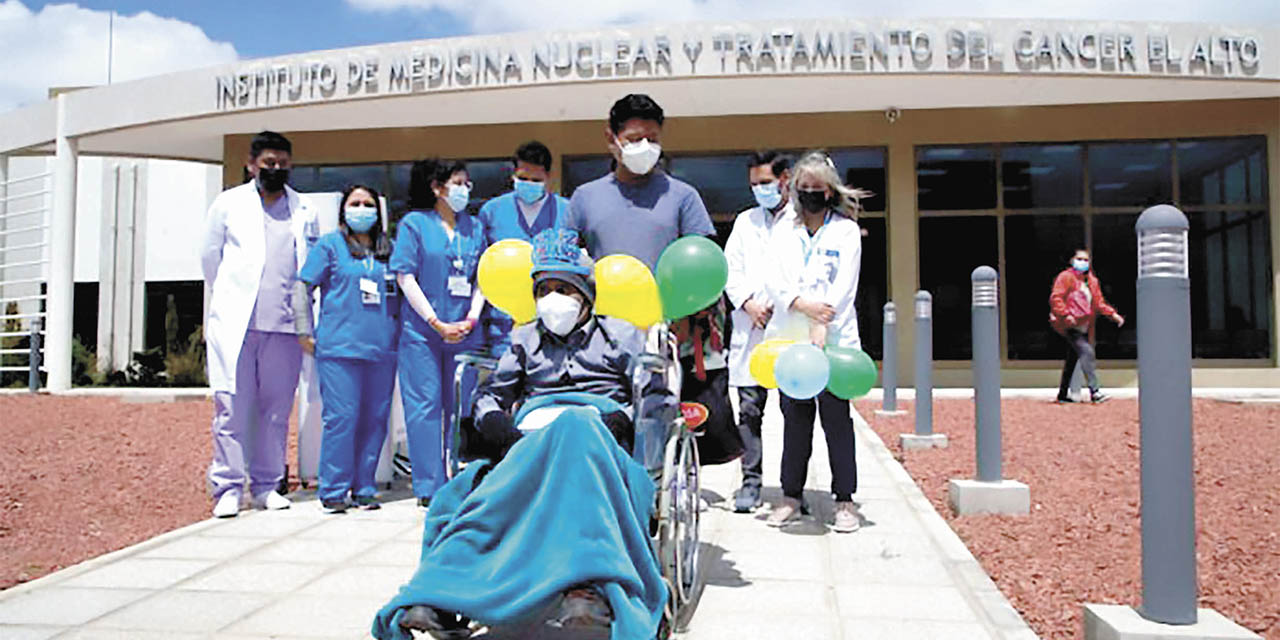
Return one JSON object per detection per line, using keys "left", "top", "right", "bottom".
{"left": 256, "top": 167, "right": 290, "bottom": 193}
{"left": 796, "top": 189, "right": 829, "bottom": 214}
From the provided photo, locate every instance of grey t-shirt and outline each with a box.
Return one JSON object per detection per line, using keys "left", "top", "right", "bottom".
{"left": 567, "top": 171, "right": 715, "bottom": 270}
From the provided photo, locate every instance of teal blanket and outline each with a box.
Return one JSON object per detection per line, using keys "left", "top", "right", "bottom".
{"left": 372, "top": 406, "right": 667, "bottom": 640}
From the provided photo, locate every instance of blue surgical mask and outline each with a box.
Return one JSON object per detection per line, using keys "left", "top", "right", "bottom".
{"left": 344, "top": 205, "right": 378, "bottom": 233}
{"left": 752, "top": 182, "right": 782, "bottom": 210}
{"left": 444, "top": 183, "right": 471, "bottom": 212}
{"left": 513, "top": 178, "right": 546, "bottom": 205}
{"left": 1072, "top": 258, "right": 1090, "bottom": 272}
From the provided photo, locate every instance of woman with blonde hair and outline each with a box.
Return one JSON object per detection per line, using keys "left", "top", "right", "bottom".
{"left": 763, "top": 150, "right": 869, "bottom": 533}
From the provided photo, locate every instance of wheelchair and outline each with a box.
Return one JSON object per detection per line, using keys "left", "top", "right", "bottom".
{"left": 445, "top": 323, "right": 703, "bottom": 636}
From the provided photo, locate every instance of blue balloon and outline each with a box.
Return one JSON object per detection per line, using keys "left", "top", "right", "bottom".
{"left": 774, "top": 343, "right": 831, "bottom": 400}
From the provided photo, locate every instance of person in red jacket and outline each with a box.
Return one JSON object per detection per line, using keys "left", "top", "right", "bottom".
{"left": 1049, "top": 249, "right": 1125, "bottom": 403}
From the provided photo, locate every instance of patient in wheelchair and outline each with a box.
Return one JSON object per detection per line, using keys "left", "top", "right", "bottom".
{"left": 372, "top": 229, "right": 672, "bottom": 640}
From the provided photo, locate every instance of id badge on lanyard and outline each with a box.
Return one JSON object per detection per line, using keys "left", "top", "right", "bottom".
{"left": 359, "top": 257, "right": 380, "bottom": 305}
{"left": 445, "top": 228, "right": 472, "bottom": 298}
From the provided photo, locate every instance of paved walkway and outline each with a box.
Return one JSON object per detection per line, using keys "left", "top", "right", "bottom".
{"left": 0, "top": 403, "right": 1038, "bottom": 640}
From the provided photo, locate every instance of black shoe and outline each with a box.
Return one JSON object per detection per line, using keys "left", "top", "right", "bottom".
{"left": 417, "top": 497, "right": 431, "bottom": 509}
{"left": 399, "top": 605, "right": 472, "bottom": 639}
{"left": 354, "top": 495, "right": 381, "bottom": 510}
{"left": 548, "top": 586, "right": 613, "bottom": 628}
{"left": 733, "top": 484, "right": 762, "bottom": 513}
{"left": 1091, "top": 391, "right": 1111, "bottom": 404}
{"left": 320, "top": 499, "right": 348, "bottom": 514}
{"left": 1056, "top": 395, "right": 1078, "bottom": 404}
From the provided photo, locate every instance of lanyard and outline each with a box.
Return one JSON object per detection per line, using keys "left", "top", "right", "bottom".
{"left": 800, "top": 212, "right": 833, "bottom": 265}
{"left": 439, "top": 215, "right": 467, "bottom": 270}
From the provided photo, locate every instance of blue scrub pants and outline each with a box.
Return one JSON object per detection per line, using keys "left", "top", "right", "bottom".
{"left": 398, "top": 332, "right": 478, "bottom": 500}
{"left": 316, "top": 356, "right": 397, "bottom": 503}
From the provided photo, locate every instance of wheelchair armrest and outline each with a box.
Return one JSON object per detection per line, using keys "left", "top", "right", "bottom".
{"left": 454, "top": 351, "right": 498, "bottom": 372}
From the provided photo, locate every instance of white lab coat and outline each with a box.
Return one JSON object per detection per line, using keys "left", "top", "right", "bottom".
{"left": 764, "top": 213, "right": 862, "bottom": 350}
{"left": 724, "top": 202, "right": 795, "bottom": 387}
{"left": 201, "top": 182, "right": 317, "bottom": 393}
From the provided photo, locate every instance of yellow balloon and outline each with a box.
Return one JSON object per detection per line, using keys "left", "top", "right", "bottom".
{"left": 748, "top": 338, "right": 795, "bottom": 389}
{"left": 477, "top": 239, "right": 535, "bottom": 324}
{"left": 594, "top": 254, "right": 662, "bottom": 329}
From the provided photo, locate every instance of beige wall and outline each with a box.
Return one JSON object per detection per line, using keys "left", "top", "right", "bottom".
{"left": 223, "top": 97, "right": 1280, "bottom": 387}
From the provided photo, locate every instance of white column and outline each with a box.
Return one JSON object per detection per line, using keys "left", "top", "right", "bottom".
{"left": 97, "top": 162, "right": 118, "bottom": 371}
{"left": 46, "top": 94, "right": 78, "bottom": 392}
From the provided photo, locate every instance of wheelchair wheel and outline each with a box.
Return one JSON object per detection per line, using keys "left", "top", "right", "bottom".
{"left": 657, "top": 429, "right": 701, "bottom": 631}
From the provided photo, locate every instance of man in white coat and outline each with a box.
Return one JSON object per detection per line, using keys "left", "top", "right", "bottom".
{"left": 723, "top": 151, "right": 794, "bottom": 513}
{"left": 201, "top": 131, "right": 317, "bottom": 518}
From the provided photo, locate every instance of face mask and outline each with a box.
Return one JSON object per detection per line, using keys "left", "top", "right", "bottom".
{"left": 344, "top": 205, "right": 378, "bottom": 233}
{"left": 513, "top": 178, "right": 546, "bottom": 204}
{"left": 617, "top": 138, "right": 661, "bottom": 175}
{"left": 752, "top": 182, "right": 782, "bottom": 210}
{"left": 536, "top": 291, "right": 582, "bottom": 336}
{"left": 256, "top": 167, "right": 289, "bottom": 193}
{"left": 1073, "top": 258, "right": 1090, "bottom": 272}
{"left": 796, "top": 189, "right": 829, "bottom": 214}
{"left": 444, "top": 183, "right": 470, "bottom": 212}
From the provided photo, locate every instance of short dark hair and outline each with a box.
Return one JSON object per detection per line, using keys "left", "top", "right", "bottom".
{"left": 339, "top": 184, "right": 392, "bottom": 262}
{"left": 748, "top": 150, "right": 793, "bottom": 178}
{"left": 608, "top": 94, "right": 664, "bottom": 134}
{"left": 249, "top": 131, "right": 292, "bottom": 159}
{"left": 407, "top": 158, "right": 467, "bottom": 210}
{"left": 513, "top": 140, "right": 552, "bottom": 171}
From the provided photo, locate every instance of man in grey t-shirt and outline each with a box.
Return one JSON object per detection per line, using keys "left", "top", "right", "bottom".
{"left": 567, "top": 93, "right": 715, "bottom": 270}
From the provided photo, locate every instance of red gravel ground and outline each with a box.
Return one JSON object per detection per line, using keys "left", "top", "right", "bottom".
{"left": 859, "top": 397, "right": 1280, "bottom": 640}
{"left": 0, "top": 395, "right": 300, "bottom": 590}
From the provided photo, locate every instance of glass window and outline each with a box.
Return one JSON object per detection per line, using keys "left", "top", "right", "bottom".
{"left": 918, "top": 216, "right": 999, "bottom": 360}
{"left": 1003, "top": 214, "right": 1086, "bottom": 359}
{"left": 917, "top": 146, "right": 996, "bottom": 211}
{"left": 563, "top": 155, "right": 612, "bottom": 196}
{"left": 1001, "top": 144, "right": 1083, "bottom": 208}
{"left": 461, "top": 159, "right": 512, "bottom": 210}
{"left": 831, "top": 148, "right": 887, "bottom": 212}
{"left": 315, "top": 164, "right": 390, "bottom": 195}
{"left": 1088, "top": 141, "right": 1172, "bottom": 207}
{"left": 855, "top": 217, "right": 888, "bottom": 360}
{"left": 1177, "top": 137, "right": 1268, "bottom": 206}
{"left": 1087, "top": 214, "right": 1139, "bottom": 360}
{"left": 1189, "top": 210, "right": 1272, "bottom": 358}
{"left": 667, "top": 154, "right": 754, "bottom": 216}
{"left": 288, "top": 167, "right": 321, "bottom": 193}
{"left": 144, "top": 281, "right": 205, "bottom": 354}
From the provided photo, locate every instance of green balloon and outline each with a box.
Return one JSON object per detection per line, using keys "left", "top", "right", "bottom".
{"left": 656, "top": 236, "right": 729, "bottom": 320}
{"left": 825, "top": 346, "right": 878, "bottom": 400}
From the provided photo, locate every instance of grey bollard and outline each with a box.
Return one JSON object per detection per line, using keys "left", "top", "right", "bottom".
{"left": 881, "top": 302, "right": 899, "bottom": 412}
{"left": 1135, "top": 205, "right": 1196, "bottom": 625}
{"left": 971, "top": 267, "right": 1001, "bottom": 483}
{"left": 28, "top": 318, "right": 42, "bottom": 393}
{"left": 914, "top": 291, "right": 933, "bottom": 436}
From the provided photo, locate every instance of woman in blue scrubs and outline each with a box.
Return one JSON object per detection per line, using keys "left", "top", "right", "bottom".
{"left": 296, "top": 184, "right": 399, "bottom": 513}
{"left": 391, "top": 159, "right": 486, "bottom": 507}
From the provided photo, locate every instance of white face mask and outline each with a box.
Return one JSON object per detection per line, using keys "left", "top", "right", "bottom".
{"left": 536, "top": 292, "right": 582, "bottom": 336}
{"left": 617, "top": 137, "right": 661, "bottom": 175}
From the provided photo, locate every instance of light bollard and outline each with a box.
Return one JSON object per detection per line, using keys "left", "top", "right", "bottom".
{"left": 28, "top": 318, "right": 42, "bottom": 393}
{"left": 875, "top": 302, "right": 906, "bottom": 417}
{"left": 1083, "top": 205, "right": 1259, "bottom": 639}
{"left": 900, "top": 290, "right": 947, "bottom": 450}
{"left": 947, "top": 267, "right": 1028, "bottom": 516}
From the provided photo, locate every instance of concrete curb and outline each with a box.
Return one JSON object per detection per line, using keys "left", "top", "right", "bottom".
{"left": 853, "top": 409, "right": 1042, "bottom": 640}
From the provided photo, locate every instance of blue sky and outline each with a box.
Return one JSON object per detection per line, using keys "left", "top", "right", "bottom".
{"left": 2, "top": 0, "right": 1278, "bottom": 110}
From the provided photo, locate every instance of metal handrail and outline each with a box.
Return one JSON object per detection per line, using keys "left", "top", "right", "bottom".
{"left": 0, "top": 277, "right": 45, "bottom": 287}
{"left": 0, "top": 259, "right": 47, "bottom": 270}
{"left": 0, "top": 242, "right": 47, "bottom": 254}
{"left": 0, "top": 189, "right": 50, "bottom": 203}
{"left": 0, "top": 366, "right": 44, "bottom": 372}
{"left": 0, "top": 331, "right": 44, "bottom": 338}
{"left": 0, "top": 294, "right": 45, "bottom": 304}
{"left": 0, "top": 312, "right": 45, "bottom": 320}
{"left": 0, "top": 225, "right": 47, "bottom": 238}
{"left": 0, "top": 173, "right": 51, "bottom": 187}
{"left": 0, "top": 205, "right": 48, "bottom": 219}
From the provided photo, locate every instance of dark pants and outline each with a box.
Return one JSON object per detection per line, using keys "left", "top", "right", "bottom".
{"left": 1057, "top": 328, "right": 1099, "bottom": 399}
{"left": 779, "top": 390, "right": 857, "bottom": 502}
{"left": 735, "top": 386, "right": 767, "bottom": 488}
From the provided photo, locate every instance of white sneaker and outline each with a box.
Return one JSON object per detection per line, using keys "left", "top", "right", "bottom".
{"left": 252, "top": 490, "right": 291, "bottom": 510}
{"left": 833, "top": 501, "right": 862, "bottom": 533}
{"left": 766, "top": 497, "right": 802, "bottom": 527}
{"left": 212, "top": 491, "right": 240, "bottom": 518}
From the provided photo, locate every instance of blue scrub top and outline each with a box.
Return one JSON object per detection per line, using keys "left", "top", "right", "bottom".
{"left": 390, "top": 210, "right": 484, "bottom": 342}
{"left": 477, "top": 192, "right": 570, "bottom": 245}
{"left": 298, "top": 231, "right": 399, "bottom": 362}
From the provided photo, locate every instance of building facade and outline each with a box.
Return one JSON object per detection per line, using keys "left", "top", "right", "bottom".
{"left": 0, "top": 17, "right": 1276, "bottom": 389}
